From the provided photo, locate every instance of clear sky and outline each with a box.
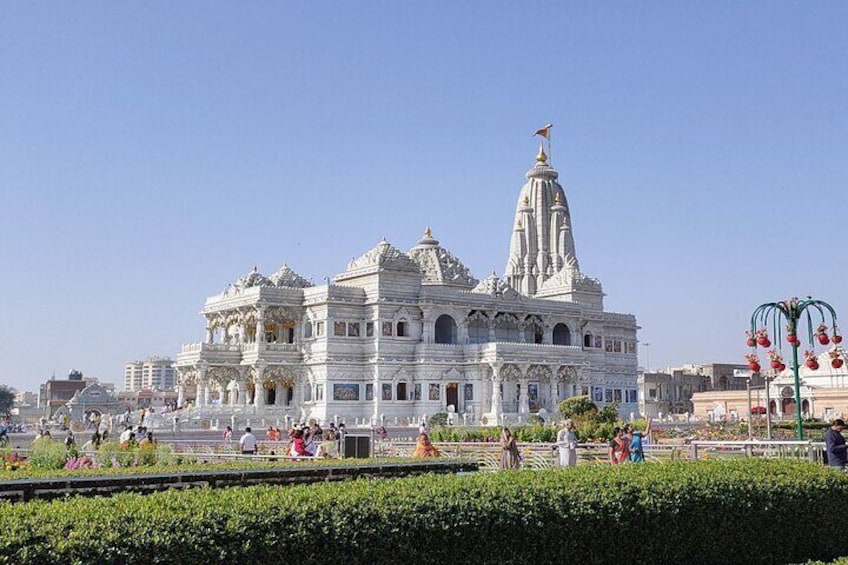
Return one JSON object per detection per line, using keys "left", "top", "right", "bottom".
{"left": 1, "top": 3, "right": 846, "bottom": 392}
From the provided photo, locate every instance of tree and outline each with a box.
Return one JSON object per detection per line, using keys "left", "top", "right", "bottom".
{"left": 0, "top": 385, "right": 14, "bottom": 416}
{"left": 558, "top": 395, "right": 598, "bottom": 421}
{"left": 598, "top": 401, "right": 620, "bottom": 424}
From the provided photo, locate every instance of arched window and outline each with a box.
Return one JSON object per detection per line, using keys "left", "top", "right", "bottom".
{"left": 303, "top": 322, "right": 313, "bottom": 339}
{"left": 524, "top": 317, "right": 544, "bottom": 344}
{"left": 397, "top": 382, "right": 407, "bottom": 401}
{"left": 468, "top": 318, "right": 488, "bottom": 344}
{"left": 435, "top": 315, "right": 458, "bottom": 344}
{"left": 553, "top": 324, "right": 571, "bottom": 346}
{"left": 495, "top": 314, "right": 520, "bottom": 342}
{"left": 397, "top": 321, "right": 408, "bottom": 337}
{"left": 583, "top": 333, "right": 593, "bottom": 348}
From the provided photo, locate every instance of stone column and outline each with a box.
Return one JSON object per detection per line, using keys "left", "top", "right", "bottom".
{"left": 177, "top": 384, "right": 186, "bottom": 408}
{"left": 518, "top": 377, "right": 530, "bottom": 414}
{"left": 487, "top": 318, "right": 496, "bottom": 342}
{"left": 256, "top": 307, "right": 266, "bottom": 344}
{"left": 420, "top": 308, "right": 432, "bottom": 344}
{"left": 543, "top": 324, "right": 553, "bottom": 345}
{"left": 275, "top": 381, "right": 283, "bottom": 407}
{"left": 489, "top": 363, "right": 503, "bottom": 420}
{"left": 459, "top": 319, "right": 469, "bottom": 344}
{"left": 254, "top": 366, "right": 265, "bottom": 409}
{"left": 549, "top": 372, "right": 558, "bottom": 410}
{"left": 205, "top": 319, "right": 214, "bottom": 344}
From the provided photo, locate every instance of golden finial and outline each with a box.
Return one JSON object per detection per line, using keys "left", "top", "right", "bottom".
{"left": 515, "top": 218, "right": 523, "bottom": 230}
{"left": 522, "top": 195, "right": 530, "bottom": 206}
{"left": 536, "top": 141, "right": 548, "bottom": 163}
{"left": 424, "top": 226, "right": 432, "bottom": 238}
{"left": 554, "top": 192, "right": 563, "bottom": 205}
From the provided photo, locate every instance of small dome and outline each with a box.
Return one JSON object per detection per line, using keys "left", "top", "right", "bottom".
{"left": 471, "top": 272, "right": 521, "bottom": 300}
{"left": 337, "top": 239, "right": 420, "bottom": 281}
{"left": 226, "top": 266, "right": 272, "bottom": 293}
{"left": 268, "top": 263, "right": 313, "bottom": 288}
{"left": 408, "top": 229, "right": 477, "bottom": 288}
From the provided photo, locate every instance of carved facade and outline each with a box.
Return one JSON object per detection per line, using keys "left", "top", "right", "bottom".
{"left": 175, "top": 144, "right": 639, "bottom": 425}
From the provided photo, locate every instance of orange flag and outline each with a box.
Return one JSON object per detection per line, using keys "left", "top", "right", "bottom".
{"left": 534, "top": 123, "right": 553, "bottom": 138}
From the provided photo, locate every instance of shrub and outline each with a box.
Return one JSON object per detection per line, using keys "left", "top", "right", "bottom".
{"left": 0, "top": 460, "right": 847, "bottom": 564}
{"left": 428, "top": 413, "right": 448, "bottom": 427}
{"left": 557, "top": 395, "right": 598, "bottom": 420}
{"left": 28, "top": 438, "right": 69, "bottom": 470}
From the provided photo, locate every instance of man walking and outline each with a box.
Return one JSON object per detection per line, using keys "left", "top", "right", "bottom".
{"left": 239, "top": 426, "right": 257, "bottom": 455}
{"left": 825, "top": 419, "right": 847, "bottom": 470}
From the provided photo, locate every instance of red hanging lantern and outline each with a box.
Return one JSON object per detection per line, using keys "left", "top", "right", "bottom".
{"left": 834, "top": 334, "right": 843, "bottom": 344}
{"left": 818, "top": 334, "right": 831, "bottom": 346}
{"left": 778, "top": 363, "right": 786, "bottom": 372}
{"left": 787, "top": 334, "right": 797, "bottom": 344}
{"left": 746, "top": 338, "right": 756, "bottom": 347}
{"left": 832, "top": 358, "right": 845, "bottom": 369}
{"left": 749, "top": 362, "right": 761, "bottom": 372}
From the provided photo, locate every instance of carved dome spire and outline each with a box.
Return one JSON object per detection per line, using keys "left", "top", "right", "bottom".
{"left": 408, "top": 229, "right": 477, "bottom": 288}
{"left": 536, "top": 141, "right": 548, "bottom": 164}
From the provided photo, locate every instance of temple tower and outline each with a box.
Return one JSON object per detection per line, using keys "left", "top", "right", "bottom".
{"left": 504, "top": 144, "right": 579, "bottom": 296}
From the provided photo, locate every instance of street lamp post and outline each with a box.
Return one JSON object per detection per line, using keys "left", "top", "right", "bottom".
{"left": 747, "top": 297, "right": 844, "bottom": 440}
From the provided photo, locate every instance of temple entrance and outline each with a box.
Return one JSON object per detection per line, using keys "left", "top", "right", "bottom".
{"left": 446, "top": 383, "right": 459, "bottom": 413}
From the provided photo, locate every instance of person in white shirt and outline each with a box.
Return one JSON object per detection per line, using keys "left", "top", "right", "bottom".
{"left": 239, "top": 427, "right": 257, "bottom": 455}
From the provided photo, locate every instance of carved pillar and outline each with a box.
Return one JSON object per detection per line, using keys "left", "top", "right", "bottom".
{"left": 543, "top": 324, "right": 553, "bottom": 345}
{"left": 205, "top": 318, "right": 214, "bottom": 344}
{"left": 518, "top": 376, "right": 530, "bottom": 414}
{"left": 203, "top": 382, "right": 211, "bottom": 406}
{"left": 177, "top": 384, "right": 186, "bottom": 408}
{"left": 550, "top": 367, "right": 559, "bottom": 409}
{"left": 254, "top": 366, "right": 265, "bottom": 408}
{"left": 256, "top": 306, "right": 266, "bottom": 344}
{"left": 275, "top": 380, "right": 283, "bottom": 407}
{"left": 459, "top": 318, "right": 469, "bottom": 344}
{"left": 518, "top": 319, "right": 527, "bottom": 343}
{"left": 489, "top": 363, "right": 503, "bottom": 419}
{"left": 487, "top": 317, "right": 496, "bottom": 342}
{"left": 421, "top": 312, "right": 433, "bottom": 344}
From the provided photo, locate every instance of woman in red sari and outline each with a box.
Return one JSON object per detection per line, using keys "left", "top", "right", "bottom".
{"left": 608, "top": 426, "right": 631, "bottom": 464}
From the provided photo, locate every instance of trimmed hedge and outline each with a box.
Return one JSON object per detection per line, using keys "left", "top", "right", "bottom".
{"left": 0, "top": 459, "right": 846, "bottom": 564}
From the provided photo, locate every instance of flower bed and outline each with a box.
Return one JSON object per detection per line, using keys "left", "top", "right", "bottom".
{"left": 0, "top": 459, "right": 846, "bottom": 564}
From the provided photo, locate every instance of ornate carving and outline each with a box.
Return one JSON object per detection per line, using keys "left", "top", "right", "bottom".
{"left": 207, "top": 366, "right": 239, "bottom": 384}
{"left": 268, "top": 263, "right": 314, "bottom": 288}
{"left": 224, "top": 266, "right": 273, "bottom": 295}
{"left": 342, "top": 239, "right": 418, "bottom": 273}
{"left": 500, "top": 364, "right": 522, "bottom": 381}
{"left": 264, "top": 306, "right": 299, "bottom": 324}
{"left": 527, "top": 365, "right": 551, "bottom": 380}
{"left": 471, "top": 273, "right": 522, "bottom": 300}
{"left": 407, "top": 243, "right": 478, "bottom": 287}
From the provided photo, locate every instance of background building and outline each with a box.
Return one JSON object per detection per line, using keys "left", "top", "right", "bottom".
{"left": 124, "top": 357, "right": 176, "bottom": 391}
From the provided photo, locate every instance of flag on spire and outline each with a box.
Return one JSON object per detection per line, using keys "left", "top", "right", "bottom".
{"left": 534, "top": 123, "right": 553, "bottom": 139}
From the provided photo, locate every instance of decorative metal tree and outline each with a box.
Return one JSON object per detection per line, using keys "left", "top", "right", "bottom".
{"left": 747, "top": 297, "right": 843, "bottom": 440}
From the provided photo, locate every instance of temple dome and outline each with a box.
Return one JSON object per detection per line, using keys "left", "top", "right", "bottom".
{"left": 407, "top": 228, "right": 478, "bottom": 288}
{"left": 268, "top": 263, "right": 313, "bottom": 288}
{"left": 336, "top": 238, "right": 420, "bottom": 281}
{"left": 226, "top": 266, "right": 272, "bottom": 294}
{"left": 471, "top": 271, "right": 521, "bottom": 300}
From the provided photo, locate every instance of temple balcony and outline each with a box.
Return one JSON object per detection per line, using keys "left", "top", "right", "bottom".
{"left": 468, "top": 341, "right": 585, "bottom": 365}
{"left": 177, "top": 342, "right": 243, "bottom": 366}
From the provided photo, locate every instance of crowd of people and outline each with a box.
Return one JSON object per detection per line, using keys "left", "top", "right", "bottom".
{"left": 233, "top": 419, "right": 346, "bottom": 459}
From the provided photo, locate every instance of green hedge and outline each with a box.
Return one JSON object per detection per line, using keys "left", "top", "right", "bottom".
{"left": 0, "top": 459, "right": 846, "bottom": 564}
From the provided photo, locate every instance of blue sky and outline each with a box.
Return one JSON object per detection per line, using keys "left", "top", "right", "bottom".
{"left": 1, "top": 3, "right": 846, "bottom": 392}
